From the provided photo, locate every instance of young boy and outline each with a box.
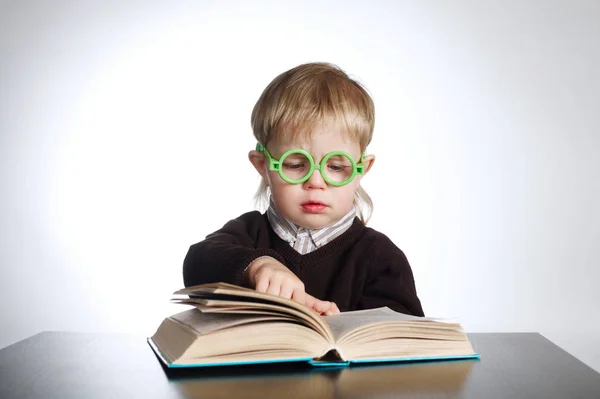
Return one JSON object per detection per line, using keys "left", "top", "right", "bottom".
{"left": 183, "top": 62, "right": 424, "bottom": 317}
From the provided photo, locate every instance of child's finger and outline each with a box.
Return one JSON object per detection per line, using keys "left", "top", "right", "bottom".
{"left": 265, "top": 279, "right": 282, "bottom": 296}
{"left": 313, "top": 301, "right": 332, "bottom": 314}
{"left": 279, "top": 284, "right": 295, "bottom": 299}
{"left": 291, "top": 288, "right": 307, "bottom": 305}
{"left": 304, "top": 293, "right": 318, "bottom": 310}
{"left": 254, "top": 276, "right": 269, "bottom": 293}
{"left": 306, "top": 294, "right": 333, "bottom": 314}
{"left": 324, "top": 302, "right": 340, "bottom": 316}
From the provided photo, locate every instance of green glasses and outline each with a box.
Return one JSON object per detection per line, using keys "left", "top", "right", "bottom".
{"left": 256, "top": 142, "right": 365, "bottom": 186}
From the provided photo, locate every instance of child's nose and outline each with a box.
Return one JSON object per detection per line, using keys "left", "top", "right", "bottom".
{"left": 303, "top": 169, "right": 327, "bottom": 189}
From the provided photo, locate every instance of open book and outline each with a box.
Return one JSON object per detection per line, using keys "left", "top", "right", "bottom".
{"left": 148, "top": 283, "right": 479, "bottom": 368}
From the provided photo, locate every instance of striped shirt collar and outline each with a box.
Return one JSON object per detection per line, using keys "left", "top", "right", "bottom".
{"left": 266, "top": 197, "right": 356, "bottom": 255}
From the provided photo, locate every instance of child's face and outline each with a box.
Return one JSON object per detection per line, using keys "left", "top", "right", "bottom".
{"left": 251, "top": 121, "right": 374, "bottom": 229}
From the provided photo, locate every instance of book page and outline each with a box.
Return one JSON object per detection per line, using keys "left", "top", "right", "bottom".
{"left": 152, "top": 309, "right": 332, "bottom": 364}
{"left": 323, "top": 307, "right": 457, "bottom": 342}
{"left": 174, "top": 283, "right": 334, "bottom": 343}
{"left": 171, "top": 309, "right": 287, "bottom": 335}
{"left": 173, "top": 298, "right": 329, "bottom": 338}
{"left": 179, "top": 318, "right": 330, "bottom": 364}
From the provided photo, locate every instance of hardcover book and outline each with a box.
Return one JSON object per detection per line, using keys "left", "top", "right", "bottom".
{"left": 148, "top": 283, "right": 479, "bottom": 367}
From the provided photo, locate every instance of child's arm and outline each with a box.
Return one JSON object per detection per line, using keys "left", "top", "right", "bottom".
{"left": 183, "top": 211, "right": 340, "bottom": 315}
{"left": 183, "top": 212, "right": 284, "bottom": 287}
{"left": 357, "top": 234, "right": 425, "bottom": 316}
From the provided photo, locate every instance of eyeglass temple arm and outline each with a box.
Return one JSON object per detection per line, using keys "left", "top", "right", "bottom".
{"left": 256, "top": 142, "right": 282, "bottom": 171}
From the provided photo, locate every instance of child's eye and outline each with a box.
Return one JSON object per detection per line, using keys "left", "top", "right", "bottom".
{"left": 283, "top": 162, "right": 306, "bottom": 170}
{"left": 327, "top": 164, "right": 349, "bottom": 173}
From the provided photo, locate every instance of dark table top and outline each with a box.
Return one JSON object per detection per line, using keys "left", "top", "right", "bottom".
{"left": 1, "top": 332, "right": 599, "bottom": 398}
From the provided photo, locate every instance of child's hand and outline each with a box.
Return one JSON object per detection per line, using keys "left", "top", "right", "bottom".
{"left": 246, "top": 257, "right": 307, "bottom": 303}
{"left": 246, "top": 256, "right": 340, "bottom": 315}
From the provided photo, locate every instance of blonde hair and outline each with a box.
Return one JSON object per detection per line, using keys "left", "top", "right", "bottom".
{"left": 251, "top": 62, "right": 375, "bottom": 224}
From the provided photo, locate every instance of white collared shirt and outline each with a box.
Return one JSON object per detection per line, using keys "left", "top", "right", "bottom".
{"left": 266, "top": 197, "right": 356, "bottom": 254}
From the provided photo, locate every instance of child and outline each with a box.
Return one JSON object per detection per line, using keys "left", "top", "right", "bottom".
{"left": 183, "top": 62, "right": 424, "bottom": 317}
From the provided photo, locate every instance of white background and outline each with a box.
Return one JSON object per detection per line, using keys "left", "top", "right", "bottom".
{"left": 1, "top": 1, "right": 599, "bottom": 371}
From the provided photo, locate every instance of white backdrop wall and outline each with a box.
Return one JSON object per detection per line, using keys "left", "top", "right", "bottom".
{"left": 1, "top": 0, "right": 599, "bottom": 371}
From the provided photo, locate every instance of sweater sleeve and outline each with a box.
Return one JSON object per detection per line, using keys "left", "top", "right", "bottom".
{"left": 357, "top": 231, "right": 425, "bottom": 316}
{"left": 182, "top": 211, "right": 285, "bottom": 287}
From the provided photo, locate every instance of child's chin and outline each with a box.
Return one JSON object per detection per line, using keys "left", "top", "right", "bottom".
{"left": 293, "top": 215, "right": 332, "bottom": 230}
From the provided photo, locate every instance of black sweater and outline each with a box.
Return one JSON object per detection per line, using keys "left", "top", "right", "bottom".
{"left": 183, "top": 211, "right": 424, "bottom": 316}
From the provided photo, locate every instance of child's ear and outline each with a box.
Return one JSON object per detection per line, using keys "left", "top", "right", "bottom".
{"left": 248, "top": 150, "right": 269, "bottom": 182}
{"left": 361, "top": 154, "right": 375, "bottom": 175}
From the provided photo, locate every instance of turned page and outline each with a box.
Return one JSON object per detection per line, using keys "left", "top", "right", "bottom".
{"left": 173, "top": 298, "right": 332, "bottom": 339}
{"left": 173, "top": 283, "right": 335, "bottom": 342}
{"left": 169, "top": 309, "right": 283, "bottom": 335}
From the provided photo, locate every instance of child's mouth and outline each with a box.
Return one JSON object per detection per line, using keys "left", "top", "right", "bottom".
{"left": 301, "top": 202, "right": 327, "bottom": 213}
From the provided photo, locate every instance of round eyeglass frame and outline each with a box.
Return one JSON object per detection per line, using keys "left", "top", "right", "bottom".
{"left": 256, "top": 142, "right": 365, "bottom": 187}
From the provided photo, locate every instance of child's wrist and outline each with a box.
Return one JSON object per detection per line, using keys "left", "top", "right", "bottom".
{"left": 244, "top": 255, "right": 273, "bottom": 272}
